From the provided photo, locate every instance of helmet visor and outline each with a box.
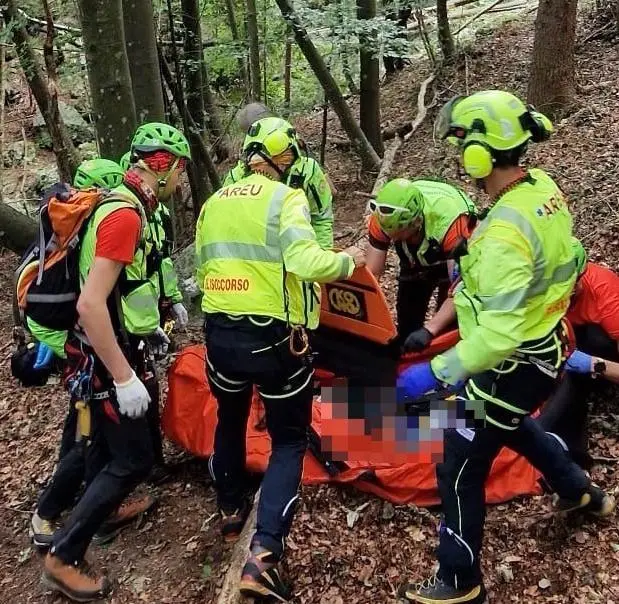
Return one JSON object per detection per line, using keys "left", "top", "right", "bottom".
{"left": 434, "top": 95, "right": 466, "bottom": 140}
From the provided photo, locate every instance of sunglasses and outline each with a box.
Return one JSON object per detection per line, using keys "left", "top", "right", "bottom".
{"left": 368, "top": 199, "right": 408, "bottom": 216}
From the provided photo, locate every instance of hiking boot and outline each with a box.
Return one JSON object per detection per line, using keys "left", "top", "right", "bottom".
{"left": 553, "top": 485, "right": 615, "bottom": 516}
{"left": 29, "top": 510, "right": 57, "bottom": 549}
{"left": 239, "top": 546, "right": 291, "bottom": 602}
{"left": 220, "top": 497, "right": 251, "bottom": 542}
{"left": 41, "top": 553, "right": 112, "bottom": 602}
{"left": 398, "top": 575, "right": 487, "bottom": 603}
{"left": 93, "top": 493, "right": 157, "bottom": 545}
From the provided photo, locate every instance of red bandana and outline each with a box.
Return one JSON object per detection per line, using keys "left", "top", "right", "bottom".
{"left": 123, "top": 170, "right": 159, "bottom": 213}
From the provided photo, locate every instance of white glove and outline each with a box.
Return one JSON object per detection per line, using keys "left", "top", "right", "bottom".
{"left": 148, "top": 326, "right": 171, "bottom": 358}
{"left": 171, "top": 302, "right": 189, "bottom": 327}
{"left": 114, "top": 370, "right": 151, "bottom": 418}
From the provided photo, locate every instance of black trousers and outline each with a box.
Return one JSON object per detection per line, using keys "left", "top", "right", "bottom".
{"left": 396, "top": 265, "right": 449, "bottom": 341}
{"left": 436, "top": 336, "right": 590, "bottom": 588}
{"left": 204, "top": 314, "right": 313, "bottom": 559}
{"left": 43, "top": 339, "right": 154, "bottom": 565}
{"left": 37, "top": 370, "right": 162, "bottom": 521}
{"left": 537, "top": 323, "right": 618, "bottom": 467}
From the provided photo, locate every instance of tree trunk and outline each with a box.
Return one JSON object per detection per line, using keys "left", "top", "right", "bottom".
{"left": 246, "top": 0, "right": 261, "bottom": 100}
{"left": 201, "top": 62, "right": 230, "bottom": 161}
{"left": 158, "top": 46, "right": 220, "bottom": 205}
{"left": 223, "top": 0, "right": 250, "bottom": 92}
{"left": 181, "top": 0, "right": 206, "bottom": 135}
{"left": 357, "top": 0, "right": 383, "bottom": 159}
{"left": 165, "top": 0, "right": 211, "bottom": 212}
{"left": 181, "top": 0, "right": 219, "bottom": 200}
{"left": 0, "top": 203, "right": 37, "bottom": 254}
{"left": 3, "top": 1, "right": 80, "bottom": 182}
{"left": 78, "top": 0, "right": 136, "bottom": 160}
{"left": 527, "top": 0, "right": 577, "bottom": 117}
{"left": 274, "top": 0, "right": 380, "bottom": 170}
{"left": 436, "top": 0, "right": 455, "bottom": 60}
{"left": 122, "top": 0, "right": 166, "bottom": 123}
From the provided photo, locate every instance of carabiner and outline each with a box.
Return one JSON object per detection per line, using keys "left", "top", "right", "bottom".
{"left": 289, "top": 325, "right": 309, "bottom": 357}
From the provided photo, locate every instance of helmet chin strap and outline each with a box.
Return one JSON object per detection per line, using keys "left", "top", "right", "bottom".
{"left": 136, "top": 157, "right": 180, "bottom": 195}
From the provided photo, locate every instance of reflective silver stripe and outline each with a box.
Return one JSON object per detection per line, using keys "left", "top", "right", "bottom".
{"left": 466, "top": 380, "right": 528, "bottom": 414}
{"left": 337, "top": 255, "right": 352, "bottom": 280}
{"left": 259, "top": 368, "right": 314, "bottom": 399}
{"left": 433, "top": 347, "right": 468, "bottom": 385}
{"left": 201, "top": 241, "right": 280, "bottom": 262}
{"left": 489, "top": 206, "right": 545, "bottom": 289}
{"left": 477, "top": 206, "right": 575, "bottom": 311}
{"left": 528, "top": 258, "right": 575, "bottom": 297}
{"left": 280, "top": 226, "right": 316, "bottom": 251}
{"left": 479, "top": 287, "right": 528, "bottom": 311}
{"left": 199, "top": 184, "right": 288, "bottom": 264}
{"left": 27, "top": 292, "right": 76, "bottom": 303}
{"left": 123, "top": 289, "right": 158, "bottom": 311}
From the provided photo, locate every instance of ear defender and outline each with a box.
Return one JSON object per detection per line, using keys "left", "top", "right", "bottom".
{"left": 461, "top": 142, "right": 494, "bottom": 179}
{"left": 522, "top": 106, "right": 553, "bottom": 143}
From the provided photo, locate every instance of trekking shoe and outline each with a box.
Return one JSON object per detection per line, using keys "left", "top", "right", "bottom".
{"left": 584, "top": 485, "right": 616, "bottom": 517}
{"left": 93, "top": 493, "right": 157, "bottom": 545}
{"left": 41, "top": 553, "right": 112, "bottom": 602}
{"left": 553, "top": 485, "right": 615, "bottom": 516}
{"left": 29, "top": 510, "right": 57, "bottom": 549}
{"left": 220, "top": 497, "right": 251, "bottom": 542}
{"left": 398, "top": 575, "right": 487, "bottom": 603}
{"left": 239, "top": 546, "right": 291, "bottom": 602}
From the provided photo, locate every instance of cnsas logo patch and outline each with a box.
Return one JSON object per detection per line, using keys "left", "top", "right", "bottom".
{"left": 205, "top": 277, "right": 251, "bottom": 292}
{"left": 325, "top": 284, "right": 367, "bottom": 321}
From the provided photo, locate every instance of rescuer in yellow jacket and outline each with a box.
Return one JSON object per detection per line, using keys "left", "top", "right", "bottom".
{"left": 397, "top": 91, "right": 615, "bottom": 604}
{"left": 195, "top": 117, "right": 365, "bottom": 602}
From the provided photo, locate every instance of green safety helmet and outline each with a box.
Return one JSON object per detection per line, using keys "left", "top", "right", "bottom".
{"left": 130, "top": 122, "right": 191, "bottom": 160}
{"left": 237, "top": 102, "right": 274, "bottom": 132}
{"left": 119, "top": 151, "right": 131, "bottom": 171}
{"left": 73, "top": 158, "right": 125, "bottom": 189}
{"left": 572, "top": 237, "right": 588, "bottom": 277}
{"left": 370, "top": 179, "right": 425, "bottom": 234}
{"left": 434, "top": 90, "right": 553, "bottom": 179}
{"left": 242, "top": 117, "right": 301, "bottom": 163}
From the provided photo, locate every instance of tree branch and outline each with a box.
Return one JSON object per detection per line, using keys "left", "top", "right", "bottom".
{"left": 215, "top": 489, "right": 260, "bottom": 604}
{"left": 17, "top": 7, "right": 81, "bottom": 33}
{"left": 453, "top": 0, "right": 507, "bottom": 35}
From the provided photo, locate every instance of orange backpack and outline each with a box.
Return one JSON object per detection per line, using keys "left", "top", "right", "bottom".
{"left": 14, "top": 187, "right": 138, "bottom": 332}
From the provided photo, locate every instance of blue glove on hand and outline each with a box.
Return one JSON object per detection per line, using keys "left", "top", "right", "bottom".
{"left": 396, "top": 361, "right": 439, "bottom": 401}
{"left": 33, "top": 342, "right": 54, "bottom": 370}
{"left": 566, "top": 350, "right": 593, "bottom": 374}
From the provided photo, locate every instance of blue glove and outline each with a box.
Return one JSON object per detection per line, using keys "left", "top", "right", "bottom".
{"left": 33, "top": 342, "right": 54, "bottom": 370}
{"left": 450, "top": 264, "right": 460, "bottom": 283}
{"left": 566, "top": 350, "right": 593, "bottom": 375}
{"left": 396, "top": 361, "right": 439, "bottom": 401}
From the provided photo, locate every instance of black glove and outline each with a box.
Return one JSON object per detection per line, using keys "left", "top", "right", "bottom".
{"left": 403, "top": 327, "right": 434, "bottom": 352}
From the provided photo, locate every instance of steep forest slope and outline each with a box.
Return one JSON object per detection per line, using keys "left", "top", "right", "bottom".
{"left": 0, "top": 10, "right": 618, "bottom": 604}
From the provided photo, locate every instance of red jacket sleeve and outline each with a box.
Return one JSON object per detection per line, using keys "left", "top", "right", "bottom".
{"left": 368, "top": 215, "right": 391, "bottom": 250}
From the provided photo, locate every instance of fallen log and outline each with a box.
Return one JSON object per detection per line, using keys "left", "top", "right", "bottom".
{"left": 347, "top": 72, "right": 437, "bottom": 247}
{"left": 215, "top": 489, "right": 260, "bottom": 604}
{"left": 0, "top": 203, "right": 37, "bottom": 255}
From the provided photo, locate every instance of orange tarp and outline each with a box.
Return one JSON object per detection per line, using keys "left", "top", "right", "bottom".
{"left": 162, "top": 267, "right": 542, "bottom": 506}
{"left": 162, "top": 343, "right": 542, "bottom": 507}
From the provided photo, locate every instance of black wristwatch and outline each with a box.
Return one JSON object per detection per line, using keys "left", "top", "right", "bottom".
{"left": 593, "top": 358, "right": 607, "bottom": 379}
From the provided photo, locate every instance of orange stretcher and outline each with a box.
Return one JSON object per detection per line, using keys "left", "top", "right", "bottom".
{"left": 162, "top": 267, "right": 542, "bottom": 506}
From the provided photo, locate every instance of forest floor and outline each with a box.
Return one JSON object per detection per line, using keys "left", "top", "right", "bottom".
{"left": 1, "top": 7, "right": 619, "bottom": 604}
